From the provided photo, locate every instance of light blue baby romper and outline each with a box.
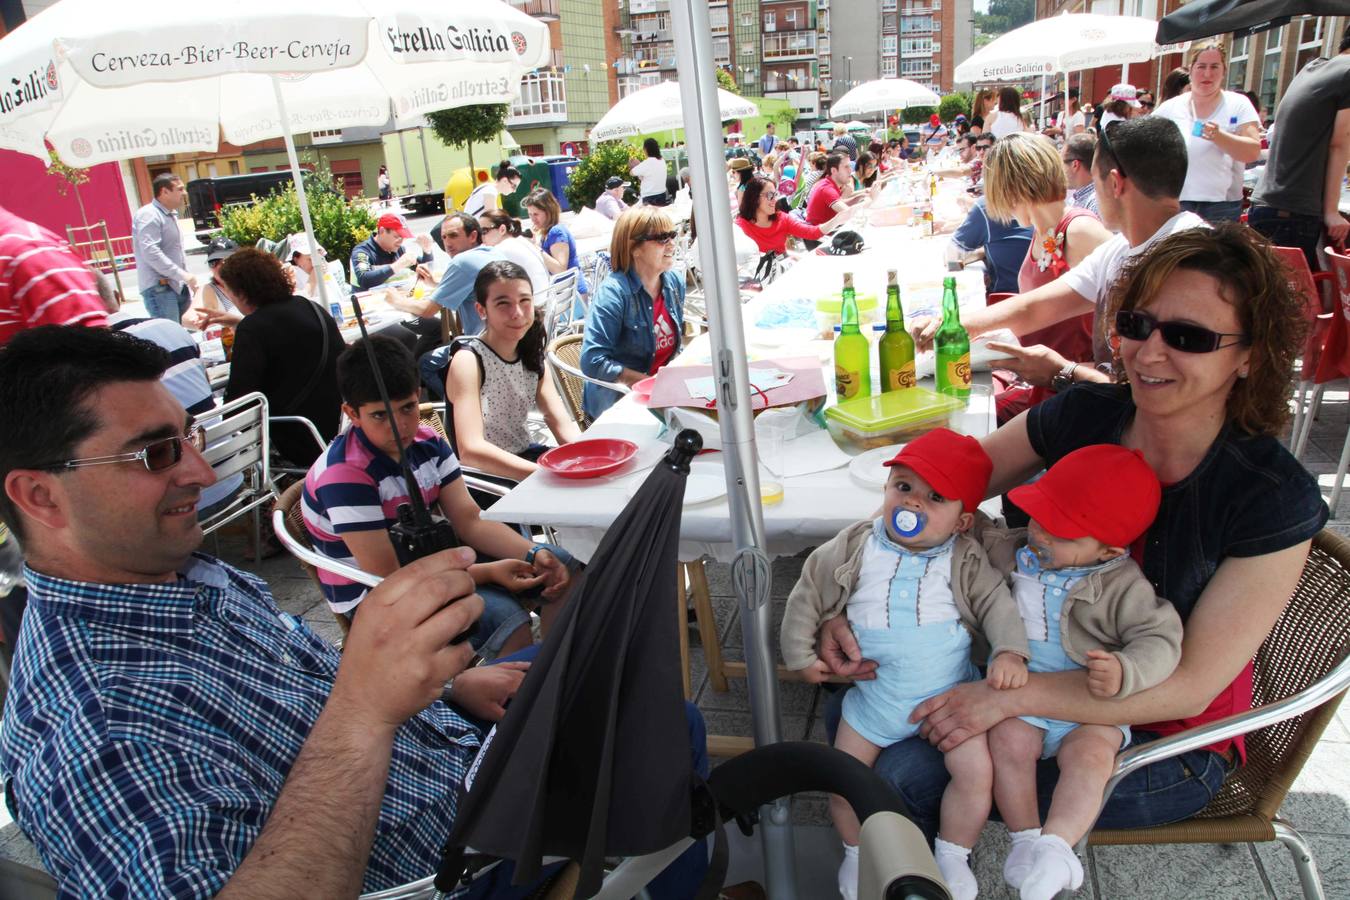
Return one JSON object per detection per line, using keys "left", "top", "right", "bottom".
{"left": 842, "top": 520, "right": 980, "bottom": 747}
{"left": 1012, "top": 553, "right": 1131, "bottom": 757}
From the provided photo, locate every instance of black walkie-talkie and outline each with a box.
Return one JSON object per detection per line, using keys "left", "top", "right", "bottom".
{"left": 349, "top": 291, "right": 472, "bottom": 643}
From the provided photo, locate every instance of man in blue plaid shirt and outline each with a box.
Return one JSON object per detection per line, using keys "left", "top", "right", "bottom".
{"left": 0, "top": 326, "right": 535, "bottom": 898}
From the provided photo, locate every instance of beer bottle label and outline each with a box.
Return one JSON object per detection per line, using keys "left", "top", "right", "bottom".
{"left": 835, "top": 365, "right": 861, "bottom": 399}
{"left": 945, "top": 353, "right": 972, "bottom": 388}
{"left": 887, "top": 363, "right": 917, "bottom": 390}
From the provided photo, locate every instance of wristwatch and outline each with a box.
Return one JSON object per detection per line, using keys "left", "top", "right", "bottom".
{"left": 1050, "top": 362, "right": 1080, "bottom": 393}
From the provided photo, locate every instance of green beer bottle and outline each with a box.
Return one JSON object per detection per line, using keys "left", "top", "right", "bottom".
{"left": 934, "top": 276, "right": 971, "bottom": 400}
{"left": 834, "top": 273, "right": 871, "bottom": 400}
{"left": 879, "top": 270, "right": 916, "bottom": 392}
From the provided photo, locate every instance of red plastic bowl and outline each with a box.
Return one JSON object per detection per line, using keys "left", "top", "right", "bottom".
{"left": 632, "top": 375, "right": 658, "bottom": 404}
{"left": 538, "top": 439, "right": 639, "bottom": 479}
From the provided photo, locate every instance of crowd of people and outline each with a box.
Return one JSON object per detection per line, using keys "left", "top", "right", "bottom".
{"left": 0, "top": 20, "right": 1345, "bottom": 900}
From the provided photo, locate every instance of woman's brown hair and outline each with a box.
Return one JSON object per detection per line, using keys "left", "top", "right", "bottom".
{"left": 609, "top": 206, "right": 676, "bottom": 272}
{"left": 1105, "top": 224, "right": 1306, "bottom": 436}
{"left": 524, "top": 188, "right": 561, "bottom": 232}
{"left": 216, "top": 247, "right": 293, "bottom": 307}
{"left": 982, "top": 133, "right": 1066, "bottom": 223}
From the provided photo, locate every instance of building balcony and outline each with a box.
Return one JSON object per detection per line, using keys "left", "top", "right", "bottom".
{"left": 764, "top": 75, "right": 818, "bottom": 92}
{"left": 507, "top": 0, "right": 560, "bottom": 19}
{"left": 762, "top": 30, "right": 817, "bottom": 60}
{"left": 900, "top": 44, "right": 933, "bottom": 58}
{"left": 507, "top": 70, "right": 567, "bottom": 127}
{"left": 627, "top": 0, "right": 667, "bottom": 13}
{"left": 764, "top": 89, "right": 820, "bottom": 117}
{"left": 631, "top": 28, "right": 673, "bottom": 43}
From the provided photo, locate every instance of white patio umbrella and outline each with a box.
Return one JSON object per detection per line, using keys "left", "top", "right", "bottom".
{"left": 0, "top": 0, "right": 549, "bottom": 312}
{"left": 953, "top": 13, "right": 1160, "bottom": 83}
{"left": 588, "top": 79, "right": 757, "bottom": 142}
{"left": 830, "top": 78, "right": 941, "bottom": 118}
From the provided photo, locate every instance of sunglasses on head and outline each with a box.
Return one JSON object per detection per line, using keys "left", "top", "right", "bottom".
{"left": 1115, "top": 309, "right": 1249, "bottom": 353}
{"left": 1097, "top": 121, "right": 1129, "bottom": 181}
{"left": 42, "top": 425, "right": 205, "bottom": 473}
{"left": 637, "top": 230, "right": 678, "bottom": 244}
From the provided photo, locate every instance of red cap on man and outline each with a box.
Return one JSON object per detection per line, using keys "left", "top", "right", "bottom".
{"left": 376, "top": 212, "right": 414, "bottom": 238}
{"left": 1008, "top": 445, "right": 1161, "bottom": 548}
{"left": 883, "top": 428, "right": 991, "bottom": 513}
{"left": 929, "top": 113, "right": 941, "bottom": 127}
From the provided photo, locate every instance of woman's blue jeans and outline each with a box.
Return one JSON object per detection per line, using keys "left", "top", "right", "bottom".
{"left": 822, "top": 687, "right": 1232, "bottom": 843}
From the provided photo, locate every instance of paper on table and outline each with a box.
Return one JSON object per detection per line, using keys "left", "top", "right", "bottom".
{"left": 683, "top": 367, "right": 794, "bottom": 403}
{"left": 755, "top": 408, "right": 852, "bottom": 478}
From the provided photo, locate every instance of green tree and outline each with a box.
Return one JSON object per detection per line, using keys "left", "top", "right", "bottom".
{"left": 938, "top": 92, "right": 972, "bottom": 123}
{"left": 901, "top": 105, "right": 935, "bottom": 125}
{"left": 564, "top": 140, "right": 641, "bottom": 211}
{"left": 425, "top": 104, "right": 510, "bottom": 174}
{"left": 715, "top": 67, "right": 738, "bottom": 94}
{"left": 974, "top": 0, "right": 1033, "bottom": 37}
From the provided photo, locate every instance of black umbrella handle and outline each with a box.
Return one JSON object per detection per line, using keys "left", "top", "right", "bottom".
{"left": 664, "top": 429, "right": 704, "bottom": 474}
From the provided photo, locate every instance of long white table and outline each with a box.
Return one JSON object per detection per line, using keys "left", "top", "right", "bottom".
{"left": 482, "top": 221, "right": 998, "bottom": 564}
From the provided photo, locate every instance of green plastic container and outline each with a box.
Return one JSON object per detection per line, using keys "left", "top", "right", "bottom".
{"left": 824, "top": 386, "right": 965, "bottom": 450}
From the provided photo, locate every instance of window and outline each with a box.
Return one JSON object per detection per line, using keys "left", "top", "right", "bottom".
{"left": 1121, "top": 0, "right": 1155, "bottom": 17}
{"left": 881, "top": 57, "right": 897, "bottom": 77}
{"left": 1296, "top": 16, "right": 1325, "bottom": 73}
{"left": 1229, "top": 34, "right": 1249, "bottom": 89}
{"left": 713, "top": 36, "right": 730, "bottom": 65}
{"left": 1260, "top": 25, "right": 1284, "bottom": 113}
{"left": 228, "top": 160, "right": 240, "bottom": 175}
{"left": 786, "top": 7, "right": 799, "bottom": 28}
{"left": 763, "top": 10, "right": 775, "bottom": 31}
{"left": 740, "top": 11, "right": 753, "bottom": 26}
{"left": 709, "top": 6, "right": 729, "bottom": 32}
{"left": 882, "top": 35, "right": 897, "bottom": 54}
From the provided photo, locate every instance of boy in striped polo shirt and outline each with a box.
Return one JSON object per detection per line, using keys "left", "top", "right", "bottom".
{"left": 303, "top": 335, "right": 574, "bottom": 657}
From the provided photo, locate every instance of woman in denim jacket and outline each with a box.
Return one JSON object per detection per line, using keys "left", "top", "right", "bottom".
{"left": 579, "top": 207, "right": 685, "bottom": 420}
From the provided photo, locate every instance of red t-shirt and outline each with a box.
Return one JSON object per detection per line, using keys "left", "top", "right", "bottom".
{"left": 804, "top": 177, "right": 843, "bottom": 227}
{"left": 735, "top": 215, "right": 824, "bottom": 254}
{"left": 0, "top": 206, "right": 106, "bottom": 345}
{"left": 649, "top": 285, "right": 678, "bottom": 374}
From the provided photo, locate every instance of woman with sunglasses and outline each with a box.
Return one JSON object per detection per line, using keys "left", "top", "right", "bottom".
{"left": 1153, "top": 41, "right": 1262, "bottom": 223}
{"left": 579, "top": 206, "right": 686, "bottom": 420}
{"left": 735, "top": 176, "right": 849, "bottom": 257}
{"left": 812, "top": 225, "right": 1327, "bottom": 861}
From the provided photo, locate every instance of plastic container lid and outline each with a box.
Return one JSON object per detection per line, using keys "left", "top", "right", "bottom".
{"left": 824, "top": 386, "right": 965, "bottom": 436}
{"left": 815, "top": 292, "right": 879, "bottom": 314}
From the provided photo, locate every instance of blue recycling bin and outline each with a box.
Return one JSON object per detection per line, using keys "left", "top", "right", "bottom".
{"left": 541, "top": 155, "right": 581, "bottom": 211}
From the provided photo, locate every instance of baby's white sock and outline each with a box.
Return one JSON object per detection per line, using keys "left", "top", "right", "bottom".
{"left": 838, "top": 842, "right": 859, "bottom": 900}
{"left": 934, "top": 837, "right": 979, "bottom": 900}
{"left": 1020, "top": 834, "right": 1084, "bottom": 900}
{"left": 1003, "top": 827, "right": 1042, "bottom": 889}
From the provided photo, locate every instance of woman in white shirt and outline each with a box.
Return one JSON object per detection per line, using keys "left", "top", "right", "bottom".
{"left": 987, "top": 86, "right": 1028, "bottom": 139}
{"left": 476, "top": 208, "right": 553, "bottom": 296}
{"left": 1152, "top": 41, "right": 1261, "bottom": 223}
{"left": 464, "top": 161, "right": 522, "bottom": 218}
{"left": 630, "top": 138, "right": 670, "bottom": 207}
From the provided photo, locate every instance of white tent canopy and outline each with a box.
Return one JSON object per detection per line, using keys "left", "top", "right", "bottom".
{"left": 830, "top": 78, "right": 941, "bottom": 118}
{"left": 0, "top": 0, "right": 550, "bottom": 165}
{"left": 953, "top": 13, "right": 1160, "bottom": 83}
{"left": 589, "top": 80, "right": 756, "bottom": 142}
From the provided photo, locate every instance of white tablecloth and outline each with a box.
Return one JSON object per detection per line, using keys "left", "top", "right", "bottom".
{"left": 483, "top": 220, "right": 997, "bottom": 564}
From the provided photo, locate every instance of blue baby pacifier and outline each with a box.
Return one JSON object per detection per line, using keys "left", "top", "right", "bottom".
{"left": 1016, "top": 543, "right": 1050, "bottom": 576}
{"left": 890, "top": 508, "right": 927, "bottom": 539}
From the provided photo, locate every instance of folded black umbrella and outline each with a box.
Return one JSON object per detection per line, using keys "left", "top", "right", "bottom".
{"left": 1157, "top": 0, "right": 1350, "bottom": 44}
{"left": 439, "top": 430, "right": 704, "bottom": 897}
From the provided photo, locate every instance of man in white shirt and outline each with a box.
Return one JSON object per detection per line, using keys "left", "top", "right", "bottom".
{"left": 595, "top": 176, "right": 631, "bottom": 220}
{"left": 915, "top": 116, "right": 1205, "bottom": 389}
{"left": 133, "top": 174, "right": 198, "bottom": 322}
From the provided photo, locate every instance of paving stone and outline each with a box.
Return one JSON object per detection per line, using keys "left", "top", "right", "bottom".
{"left": 1092, "top": 841, "right": 1266, "bottom": 899}
{"left": 1252, "top": 830, "right": 1348, "bottom": 900}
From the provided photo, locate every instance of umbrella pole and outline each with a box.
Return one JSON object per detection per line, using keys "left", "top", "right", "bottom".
{"left": 671, "top": 2, "right": 796, "bottom": 898}
{"left": 271, "top": 75, "right": 333, "bottom": 315}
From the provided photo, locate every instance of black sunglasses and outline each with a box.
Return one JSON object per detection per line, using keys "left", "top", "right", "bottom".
{"left": 42, "top": 425, "right": 205, "bottom": 473}
{"left": 1115, "top": 309, "right": 1249, "bottom": 353}
{"left": 1139, "top": 100, "right": 1155, "bottom": 108}
{"left": 637, "top": 230, "right": 678, "bottom": 244}
{"left": 1097, "top": 121, "right": 1128, "bottom": 181}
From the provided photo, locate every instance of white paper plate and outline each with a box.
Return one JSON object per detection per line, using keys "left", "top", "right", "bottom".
{"left": 848, "top": 443, "right": 904, "bottom": 488}
{"left": 682, "top": 473, "right": 728, "bottom": 506}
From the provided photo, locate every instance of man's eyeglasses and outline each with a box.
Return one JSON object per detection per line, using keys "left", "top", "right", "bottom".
{"left": 637, "top": 231, "right": 678, "bottom": 245}
{"left": 1097, "top": 121, "right": 1128, "bottom": 181}
{"left": 42, "top": 425, "right": 205, "bottom": 473}
{"left": 1139, "top": 100, "right": 1155, "bottom": 109}
{"left": 1115, "top": 309, "right": 1249, "bottom": 353}
{"left": 974, "top": 144, "right": 992, "bottom": 153}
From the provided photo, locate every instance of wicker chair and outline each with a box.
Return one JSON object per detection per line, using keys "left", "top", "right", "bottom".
{"left": 272, "top": 481, "right": 350, "bottom": 639}
{"left": 1080, "top": 529, "right": 1350, "bottom": 899}
{"left": 544, "top": 333, "right": 630, "bottom": 431}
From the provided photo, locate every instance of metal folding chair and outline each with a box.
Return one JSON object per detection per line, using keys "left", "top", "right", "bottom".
{"left": 198, "top": 392, "right": 277, "bottom": 562}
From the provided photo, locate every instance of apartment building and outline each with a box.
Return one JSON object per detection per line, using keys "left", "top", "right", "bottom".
{"left": 761, "top": 0, "right": 822, "bottom": 118}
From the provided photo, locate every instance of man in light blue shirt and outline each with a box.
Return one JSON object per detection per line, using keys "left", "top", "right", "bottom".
{"left": 133, "top": 173, "right": 197, "bottom": 322}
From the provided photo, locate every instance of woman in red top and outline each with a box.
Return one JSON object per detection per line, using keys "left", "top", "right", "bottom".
{"left": 979, "top": 133, "right": 1114, "bottom": 421}
{"left": 735, "top": 176, "right": 850, "bottom": 256}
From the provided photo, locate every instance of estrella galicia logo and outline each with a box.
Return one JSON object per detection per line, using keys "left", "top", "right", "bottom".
{"left": 510, "top": 31, "right": 527, "bottom": 55}
{"left": 70, "top": 137, "right": 92, "bottom": 159}
{"left": 45, "top": 61, "right": 59, "bottom": 91}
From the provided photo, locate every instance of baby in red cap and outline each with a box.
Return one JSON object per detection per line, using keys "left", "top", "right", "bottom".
{"left": 981, "top": 444, "right": 1184, "bottom": 900}
{"left": 780, "top": 428, "right": 1030, "bottom": 900}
